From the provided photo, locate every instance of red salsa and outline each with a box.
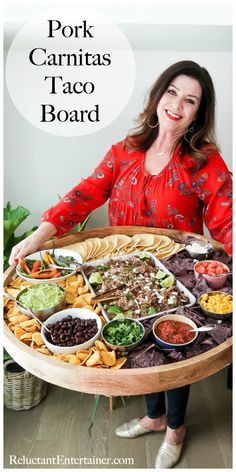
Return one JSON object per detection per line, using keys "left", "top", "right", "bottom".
{"left": 155, "top": 320, "right": 195, "bottom": 344}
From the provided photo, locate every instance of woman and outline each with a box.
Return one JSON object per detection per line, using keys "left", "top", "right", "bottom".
{"left": 9, "top": 60, "right": 232, "bottom": 468}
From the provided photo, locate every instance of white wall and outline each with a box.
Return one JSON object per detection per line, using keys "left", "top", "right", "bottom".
{"left": 4, "top": 8, "right": 232, "bottom": 235}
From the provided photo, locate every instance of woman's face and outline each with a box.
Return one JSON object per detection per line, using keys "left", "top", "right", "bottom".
{"left": 156, "top": 74, "right": 202, "bottom": 135}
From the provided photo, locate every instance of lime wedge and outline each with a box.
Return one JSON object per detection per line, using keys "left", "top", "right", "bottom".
{"left": 139, "top": 252, "right": 150, "bottom": 259}
{"left": 88, "top": 272, "right": 103, "bottom": 284}
{"left": 160, "top": 274, "right": 175, "bottom": 288}
{"left": 155, "top": 270, "right": 167, "bottom": 280}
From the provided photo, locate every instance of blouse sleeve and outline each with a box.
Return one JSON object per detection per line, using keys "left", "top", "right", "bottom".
{"left": 41, "top": 147, "right": 115, "bottom": 237}
{"left": 191, "top": 151, "right": 232, "bottom": 254}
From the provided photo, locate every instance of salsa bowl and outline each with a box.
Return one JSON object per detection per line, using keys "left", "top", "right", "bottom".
{"left": 152, "top": 314, "right": 198, "bottom": 351}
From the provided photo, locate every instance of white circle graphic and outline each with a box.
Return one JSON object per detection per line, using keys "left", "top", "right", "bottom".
{"left": 5, "top": 6, "right": 136, "bottom": 136}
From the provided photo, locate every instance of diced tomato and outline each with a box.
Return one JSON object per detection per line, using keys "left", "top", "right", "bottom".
{"left": 196, "top": 264, "right": 205, "bottom": 274}
{"left": 207, "top": 270, "right": 216, "bottom": 276}
{"left": 207, "top": 262, "right": 218, "bottom": 269}
{"left": 201, "top": 262, "right": 209, "bottom": 268}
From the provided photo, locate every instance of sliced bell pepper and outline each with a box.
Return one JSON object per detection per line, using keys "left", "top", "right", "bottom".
{"left": 30, "top": 260, "right": 41, "bottom": 273}
{"left": 43, "top": 251, "right": 55, "bottom": 265}
{"left": 43, "top": 252, "right": 51, "bottom": 265}
{"left": 30, "top": 268, "right": 60, "bottom": 279}
{"left": 19, "top": 258, "right": 31, "bottom": 274}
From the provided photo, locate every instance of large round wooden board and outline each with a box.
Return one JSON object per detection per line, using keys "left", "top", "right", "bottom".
{"left": 4, "top": 227, "right": 232, "bottom": 396}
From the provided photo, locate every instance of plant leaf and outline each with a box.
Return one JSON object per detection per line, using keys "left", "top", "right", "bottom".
{"left": 88, "top": 394, "right": 101, "bottom": 436}
{"left": 120, "top": 396, "right": 126, "bottom": 407}
{"left": 4, "top": 202, "right": 31, "bottom": 247}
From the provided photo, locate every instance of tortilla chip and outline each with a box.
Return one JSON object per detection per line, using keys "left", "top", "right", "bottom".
{"left": 7, "top": 322, "right": 17, "bottom": 331}
{"left": 20, "top": 319, "right": 39, "bottom": 329}
{"left": 66, "top": 274, "right": 77, "bottom": 285}
{"left": 14, "top": 327, "right": 26, "bottom": 338}
{"left": 35, "top": 347, "right": 51, "bottom": 355}
{"left": 63, "top": 354, "right": 81, "bottom": 365}
{"left": 94, "top": 306, "right": 102, "bottom": 314}
{"left": 5, "top": 288, "right": 20, "bottom": 298}
{"left": 111, "top": 357, "right": 127, "bottom": 369}
{"left": 32, "top": 332, "right": 44, "bottom": 345}
{"left": 101, "top": 350, "right": 116, "bottom": 366}
{"left": 76, "top": 350, "right": 91, "bottom": 361}
{"left": 8, "top": 315, "right": 28, "bottom": 325}
{"left": 53, "top": 353, "right": 69, "bottom": 361}
{"left": 65, "top": 291, "right": 77, "bottom": 304}
{"left": 77, "top": 285, "right": 89, "bottom": 295}
{"left": 21, "top": 338, "right": 33, "bottom": 346}
{"left": 99, "top": 315, "right": 106, "bottom": 326}
{"left": 8, "top": 277, "right": 22, "bottom": 289}
{"left": 6, "top": 306, "right": 22, "bottom": 317}
{"left": 76, "top": 274, "right": 84, "bottom": 287}
{"left": 20, "top": 332, "right": 33, "bottom": 341}
{"left": 86, "top": 351, "right": 103, "bottom": 367}
{"left": 24, "top": 324, "right": 39, "bottom": 333}
{"left": 3, "top": 298, "right": 15, "bottom": 309}
{"left": 95, "top": 340, "right": 108, "bottom": 351}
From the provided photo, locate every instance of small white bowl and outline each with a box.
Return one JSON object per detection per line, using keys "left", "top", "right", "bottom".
{"left": 194, "top": 260, "right": 229, "bottom": 290}
{"left": 16, "top": 249, "right": 82, "bottom": 284}
{"left": 41, "top": 308, "right": 102, "bottom": 354}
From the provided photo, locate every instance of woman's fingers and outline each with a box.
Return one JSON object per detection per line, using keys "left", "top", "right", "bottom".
{"left": 8, "top": 223, "right": 57, "bottom": 266}
{"left": 9, "top": 236, "right": 39, "bottom": 265}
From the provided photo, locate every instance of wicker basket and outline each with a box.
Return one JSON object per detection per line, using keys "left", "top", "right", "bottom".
{"left": 4, "top": 360, "right": 48, "bottom": 410}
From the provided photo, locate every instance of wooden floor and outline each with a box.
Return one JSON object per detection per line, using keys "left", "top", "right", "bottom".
{"left": 4, "top": 367, "right": 232, "bottom": 469}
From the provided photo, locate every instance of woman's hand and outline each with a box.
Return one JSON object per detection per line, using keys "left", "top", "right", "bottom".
{"left": 8, "top": 222, "right": 57, "bottom": 265}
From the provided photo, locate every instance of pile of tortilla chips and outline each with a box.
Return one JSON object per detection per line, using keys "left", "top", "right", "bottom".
{"left": 64, "top": 233, "right": 185, "bottom": 261}
{"left": 54, "top": 340, "right": 127, "bottom": 368}
{"left": 4, "top": 274, "right": 127, "bottom": 368}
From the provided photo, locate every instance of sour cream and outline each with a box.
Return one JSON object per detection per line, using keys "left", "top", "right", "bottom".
{"left": 186, "top": 241, "right": 212, "bottom": 254}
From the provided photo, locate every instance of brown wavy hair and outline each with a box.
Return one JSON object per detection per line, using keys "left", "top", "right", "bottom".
{"left": 125, "top": 60, "right": 219, "bottom": 170}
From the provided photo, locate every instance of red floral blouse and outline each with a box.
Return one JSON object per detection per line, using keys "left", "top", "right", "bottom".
{"left": 42, "top": 141, "right": 232, "bottom": 254}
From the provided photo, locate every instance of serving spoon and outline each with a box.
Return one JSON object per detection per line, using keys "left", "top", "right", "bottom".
{"left": 190, "top": 324, "right": 216, "bottom": 333}
{"left": 48, "top": 263, "right": 82, "bottom": 272}
{"left": 3, "top": 291, "right": 53, "bottom": 338}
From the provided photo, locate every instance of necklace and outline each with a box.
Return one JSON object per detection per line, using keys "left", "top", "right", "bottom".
{"left": 155, "top": 150, "right": 166, "bottom": 157}
{"left": 155, "top": 144, "right": 167, "bottom": 157}
{"left": 155, "top": 141, "right": 172, "bottom": 157}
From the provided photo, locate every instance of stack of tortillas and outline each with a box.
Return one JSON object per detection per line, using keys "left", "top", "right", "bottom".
{"left": 63, "top": 233, "right": 185, "bottom": 262}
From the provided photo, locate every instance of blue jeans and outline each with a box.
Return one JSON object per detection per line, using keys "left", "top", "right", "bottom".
{"left": 145, "top": 385, "right": 190, "bottom": 429}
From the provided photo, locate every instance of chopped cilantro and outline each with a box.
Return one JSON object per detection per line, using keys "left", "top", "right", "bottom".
{"left": 104, "top": 320, "right": 144, "bottom": 346}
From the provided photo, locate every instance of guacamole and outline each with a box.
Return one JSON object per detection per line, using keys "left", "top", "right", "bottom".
{"left": 18, "top": 284, "right": 64, "bottom": 311}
